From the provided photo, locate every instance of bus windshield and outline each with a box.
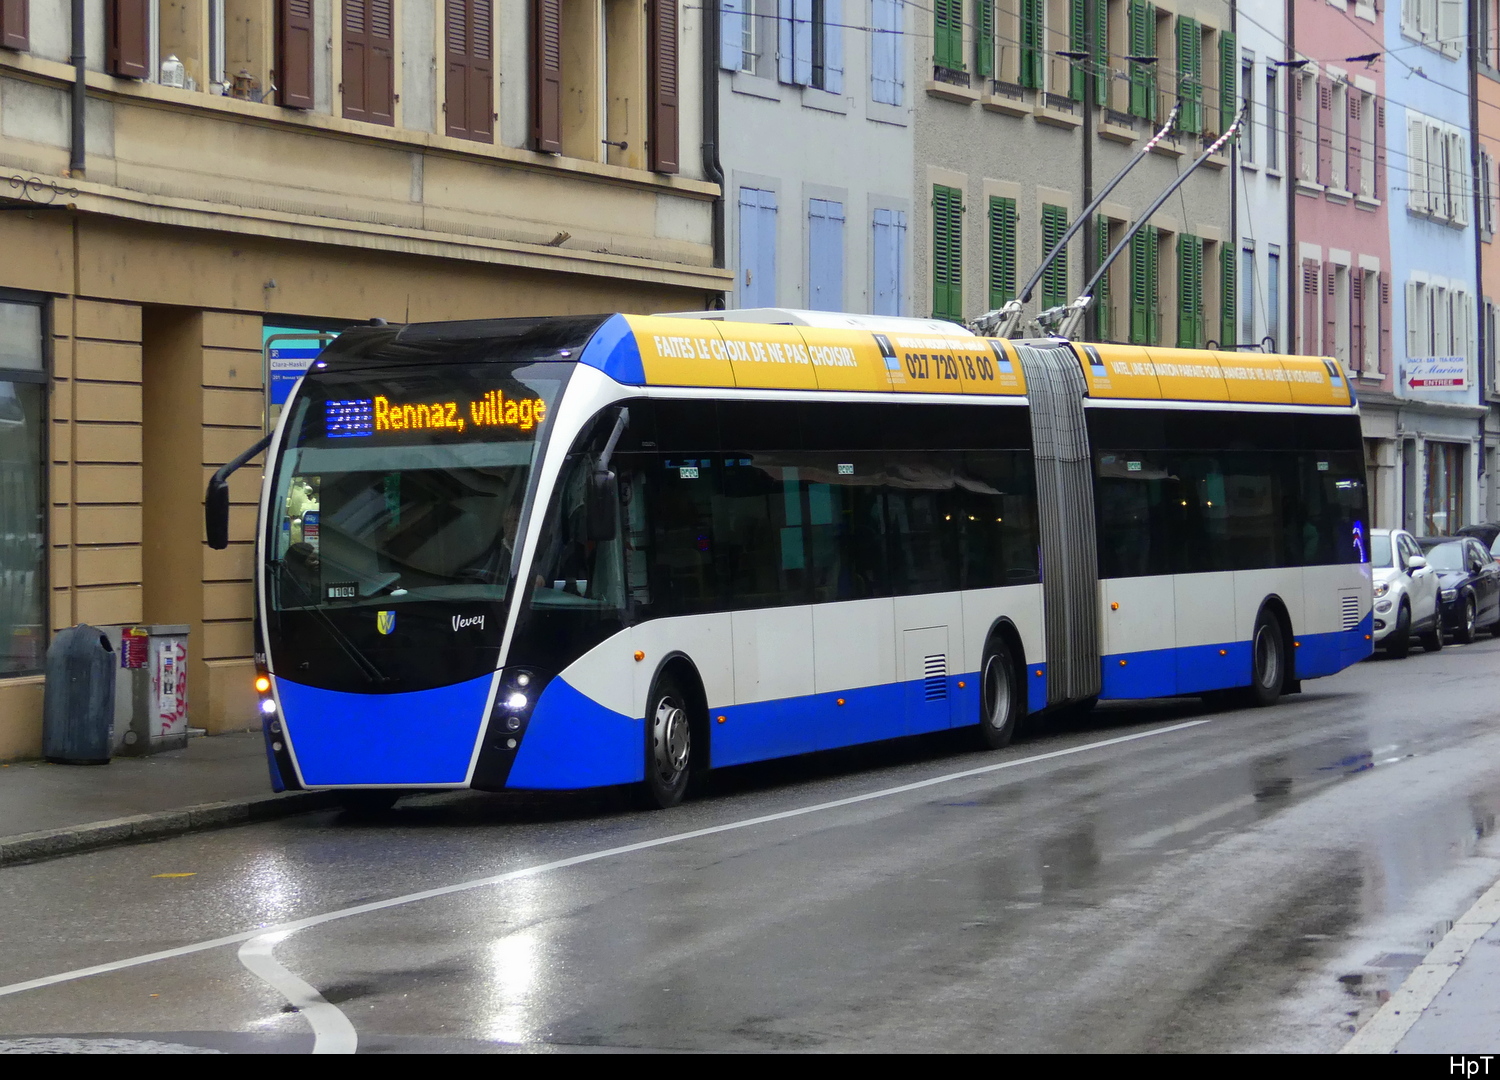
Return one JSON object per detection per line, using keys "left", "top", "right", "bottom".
{"left": 269, "top": 362, "right": 566, "bottom": 612}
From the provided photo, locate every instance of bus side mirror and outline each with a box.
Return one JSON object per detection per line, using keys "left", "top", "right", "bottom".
{"left": 205, "top": 478, "right": 231, "bottom": 550}
{"left": 586, "top": 470, "right": 618, "bottom": 542}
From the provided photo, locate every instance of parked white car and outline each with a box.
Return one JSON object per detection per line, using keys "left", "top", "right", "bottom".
{"left": 1371, "top": 528, "right": 1443, "bottom": 657}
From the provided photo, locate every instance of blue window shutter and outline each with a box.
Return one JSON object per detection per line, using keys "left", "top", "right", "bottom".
{"left": 895, "top": 211, "right": 907, "bottom": 314}
{"left": 873, "top": 208, "right": 906, "bottom": 315}
{"left": 721, "top": 0, "right": 746, "bottom": 72}
{"left": 871, "top": 1, "right": 895, "bottom": 103}
{"left": 809, "top": 199, "right": 845, "bottom": 311}
{"left": 793, "top": 0, "right": 813, "bottom": 85}
{"left": 824, "top": 0, "right": 844, "bottom": 93}
{"left": 758, "top": 189, "right": 779, "bottom": 306}
{"left": 739, "top": 188, "right": 761, "bottom": 307}
{"left": 778, "top": 0, "right": 795, "bottom": 83}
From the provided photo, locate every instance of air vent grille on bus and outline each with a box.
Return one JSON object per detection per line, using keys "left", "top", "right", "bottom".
{"left": 1340, "top": 593, "right": 1361, "bottom": 631}
{"left": 924, "top": 654, "right": 948, "bottom": 701}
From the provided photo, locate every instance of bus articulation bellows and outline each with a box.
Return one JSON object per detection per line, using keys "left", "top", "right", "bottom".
{"left": 215, "top": 311, "right": 1371, "bottom": 810}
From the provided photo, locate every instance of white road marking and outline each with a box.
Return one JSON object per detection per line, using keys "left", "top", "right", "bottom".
{"left": 1341, "top": 874, "right": 1500, "bottom": 1053}
{"left": 0, "top": 716, "right": 1212, "bottom": 1020}
{"left": 238, "top": 933, "right": 359, "bottom": 1055}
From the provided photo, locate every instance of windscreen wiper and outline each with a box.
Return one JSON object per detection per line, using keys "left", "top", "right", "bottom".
{"left": 272, "top": 561, "right": 388, "bottom": 685}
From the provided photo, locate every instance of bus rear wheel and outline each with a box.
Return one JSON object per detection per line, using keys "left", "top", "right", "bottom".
{"left": 643, "top": 674, "right": 693, "bottom": 809}
{"left": 975, "top": 638, "right": 1020, "bottom": 750}
{"left": 1245, "top": 610, "right": 1285, "bottom": 708}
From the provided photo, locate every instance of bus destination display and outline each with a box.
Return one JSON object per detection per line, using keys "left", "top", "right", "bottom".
{"left": 323, "top": 391, "right": 548, "bottom": 439}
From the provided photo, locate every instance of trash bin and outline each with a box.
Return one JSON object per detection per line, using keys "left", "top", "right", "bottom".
{"left": 117, "top": 625, "right": 190, "bottom": 757}
{"left": 42, "top": 624, "right": 117, "bottom": 765}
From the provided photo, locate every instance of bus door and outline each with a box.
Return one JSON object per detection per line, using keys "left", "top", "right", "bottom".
{"left": 1013, "top": 342, "right": 1101, "bottom": 705}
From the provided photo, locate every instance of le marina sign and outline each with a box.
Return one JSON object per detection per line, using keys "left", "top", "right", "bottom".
{"left": 1403, "top": 356, "right": 1470, "bottom": 391}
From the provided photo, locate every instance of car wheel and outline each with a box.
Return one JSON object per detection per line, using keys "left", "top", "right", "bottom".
{"left": 1456, "top": 595, "right": 1477, "bottom": 645}
{"left": 1245, "top": 610, "right": 1286, "bottom": 707}
{"left": 1420, "top": 620, "right": 1444, "bottom": 652}
{"left": 975, "top": 638, "right": 1021, "bottom": 750}
{"left": 642, "top": 673, "right": 693, "bottom": 809}
{"left": 1387, "top": 601, "right": 1412, "bottom": 658}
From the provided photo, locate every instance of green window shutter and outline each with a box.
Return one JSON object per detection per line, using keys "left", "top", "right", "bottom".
{"left": 1147, "top": 226, "right": 1160, "bottom": 343}
{"left": 1130, "top": 228, "right": 1149, "bottom": 343}
{"left": 1221, "top": 243, "right": 1236, "bottom": 348}
{"left": 1096, "top": 216, "right": 1111, "bottom": 338}
{"left": 1220, "top": 31, "right": 1237, "bottom": 137}
{"left": 1093, "top": 0, "right": 1109, "bottom": 106}
{"left": 933, "top": 185, "right": 963, "bottom": 321}
{"left": 1176, "top": 17, "right": 1201, "bottom": 135}
{"left": 1041, "top": 204, "right": 1069, "bottom": 310}
{"left": 1069, "top": 0, "right": 1087, "bottom": 101}
{"left": 1128, "top": 1, "right": 1158, "bottom": 121}
{"left": 1177, "top": 234, "right": 1204, "bottom": 348}
{"left": 1020, "top": 0, "right": 1044, "bottom": 89}
{"left": 988, "top": 196, "right": 1017, "bottom": 307}
{"left": 935, "top": 1, "right": 964, "bottom": 73}
{"left": 976, "top": 1, "right": 995, "bottom": 79}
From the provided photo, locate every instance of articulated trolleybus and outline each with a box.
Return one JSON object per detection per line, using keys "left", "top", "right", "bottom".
{"left": 224, "top": 311, "right": 1371, "bottom": 810}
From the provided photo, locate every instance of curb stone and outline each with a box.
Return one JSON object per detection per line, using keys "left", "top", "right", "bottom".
{"left": 0, "top": 791, "right": 342, "bottom": 867}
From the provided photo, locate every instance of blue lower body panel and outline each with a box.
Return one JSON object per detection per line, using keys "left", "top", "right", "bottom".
{"left": 506, "top": 677, "right": 645, "bottom": 789}
{"left": 278, "top": 674, "right": 492, "bottom": 786}
{"left": 1295, "top": 613, "right": 1375, "bottom": 678}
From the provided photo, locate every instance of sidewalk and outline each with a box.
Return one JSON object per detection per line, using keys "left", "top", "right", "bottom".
{"left": 0, "top": 734, "right": 337, "bottom": 866}
{"left": 1343, "top": 874, "right": 1500, "bottom": 1054}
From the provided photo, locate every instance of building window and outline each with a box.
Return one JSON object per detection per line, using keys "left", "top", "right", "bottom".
{"left": 1403, "top": 0, "right": 1465, "bottom": 57}
{"left": 1129, "top": 224, "right": 1160, "bottom": 344}
{"left": 738, "top": 187, "right": 778, "bottom": 307}
{"left": 1240, "top": 245, "right": 1256, "bottom": 347}
{"left": 1333, "top": 264, "right": 1351, "bottom": 367}
{"left": 721, "top": 1, "right": 759, "bottom": 74}
{"left": 1265, "top": 67, "right": 1280, "bottom": 171}
{"left": 1126, "top": 0, "right": 1156, "bottom": 120}
{"left": 1174, "top": 15, "right": 1203, "bottom": 135}
{"left": 807, "top": 198, "right": 846, "bottom": 311}
{"left": 1302, "top": 259, "right": 1321, "bottom": 355}
{"left": 1018, "top": 0, "right": 1044, "bottom": 89}
{"left": 932, "top": 184, "right": 964, "bottom": 321}
{"left": 1358, "top": 91, "right": 1376, "bottom": 199}
{"left": 871, "top": 0, "right": 904, "bottom": 103}
{"left": 1177, "top": 233, "right": 1204, "bottom": 347}
{"left": 780, "top": 0, "right": 843, "bottom": 90}
{"left": 1330, "top": 80, "right": 1348, "bottom": 191}
{"left": 1297, "top": 70, "right": 1317, "bottom": 183}
{"left": 1240, "top": 54, "right": 1255, "bottom": 163}
{"left": 872, "top": 208, "right": 907, "bottom": 316}
{"left": 1425, "top": 442, "right": 1466, "bottom": 534}
{"left": 1267, "top": 246, "right": 1281, "bottom": 351}
{"left": 1481, "top": 149, "right": 1496, "bottom": 240}
{"left": 0, "top": 298, "right": 47, "bottom": 678}
{"left": 1040, "top": 203, "right": 1069, "bottom": 311}
{"left": 1096, "top": 215, "right": 1116, "bottom": 340}
{"left": 1361, "top": 269, "right": 1380, "bottom": 373}
{"left": 988, "top": 196, "right": 1018, "bottom": 308}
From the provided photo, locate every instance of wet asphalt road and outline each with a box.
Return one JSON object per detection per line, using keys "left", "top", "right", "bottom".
{"left": 3, "top": 639, "right": 1500, "bottom": 1053}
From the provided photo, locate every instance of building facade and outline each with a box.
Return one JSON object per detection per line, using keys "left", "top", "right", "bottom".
{"left": 717, "top": 2, "right": 915, "bottom": 314}
{"left": 913, "top": 0, "right": 1235, "bottom": 345}
{"left": 0, "top": 0, "right": 727, "bottom": 759}
{"left": 1383, "top": 0, "right": 1485, "bottom": 534}
{"left": 1475, "top": 0, "right": 1500, "bottom": 518}
{"left": 1235, "top": 0, "right": 1289, "bottom": 355}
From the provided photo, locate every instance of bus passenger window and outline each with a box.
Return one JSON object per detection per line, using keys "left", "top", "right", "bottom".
{"left": 530, "top": 455, "right": 626, "bottom": 613}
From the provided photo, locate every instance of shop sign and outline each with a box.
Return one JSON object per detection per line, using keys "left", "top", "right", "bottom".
{"left": 1404, "top": 356, "right": 1469, "bottom": 391}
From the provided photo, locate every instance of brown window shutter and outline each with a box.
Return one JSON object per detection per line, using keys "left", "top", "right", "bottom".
{"left": 0, "top": 0, "right": 29, "bottom": 52}
{"left": 648, "top": 0, "right": 680, "bottom": 173}
{"left": 276, "top": 0, "right": 316, "bottom": 110}
{"left": 344, "top": 0, "right": 395, "bottom": 125}
{"left": 531, "top": 0, "right": 562, "bottom": 153}
{"left": 446, "top": 1, "right": 494, "bottom": 142}
{"left": 107, "top": 0, "right": 152, "bottom": 79}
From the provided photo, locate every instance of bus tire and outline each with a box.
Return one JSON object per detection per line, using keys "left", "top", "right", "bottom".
{"left": 1245, "top": 610, "right": 1285, "bottom": 708}
{"left": 643, "top": 672, "right": 693, "bottom": 809}
{"left": 976, "top": 638, "right": 1021, "bottom": 750}
{"left": 337, "top": 791, "right": 400, "bottom": 816}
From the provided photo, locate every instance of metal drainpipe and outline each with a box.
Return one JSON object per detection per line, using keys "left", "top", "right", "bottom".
{"left": 1229, "top": 0, "right": 1238, "bottom": 348}
{"left": 1285, "top": 0, "right": 1295, "bottom": 352}
{"left": 701, "top": 0, "right": 727, "bottom": 299}
{"left": 69, "top": 0, "right": 85, "bottom": 178}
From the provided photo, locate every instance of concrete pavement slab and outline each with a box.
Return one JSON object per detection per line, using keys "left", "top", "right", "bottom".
{"left": 0, "top": 733, "right": 336, "bottom": 866}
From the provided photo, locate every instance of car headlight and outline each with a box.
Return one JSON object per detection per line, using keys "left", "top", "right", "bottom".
{"left": 1373, "top": 582, "right": 1389, "bottom": 598}
{"left": 1441, "top": 589, "right": 1457, "bottom": 602}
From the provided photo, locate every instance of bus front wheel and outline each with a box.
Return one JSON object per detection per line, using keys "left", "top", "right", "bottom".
{"left": 643, "top": 673, "right": 693, "bottom": 809}
{"left": 976, "top": 638, "right": 1021, "bottom": 750}
{"left": 1245, "top": 610, "right": 1286, "bottom": 708}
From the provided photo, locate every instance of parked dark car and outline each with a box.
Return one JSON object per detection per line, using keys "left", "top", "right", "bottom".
{"left": 1457, "top": 522, "right": 1500, "bottom": 556}
{"left": 1415, "top": 536, "right": 1500, "bottom": 643}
